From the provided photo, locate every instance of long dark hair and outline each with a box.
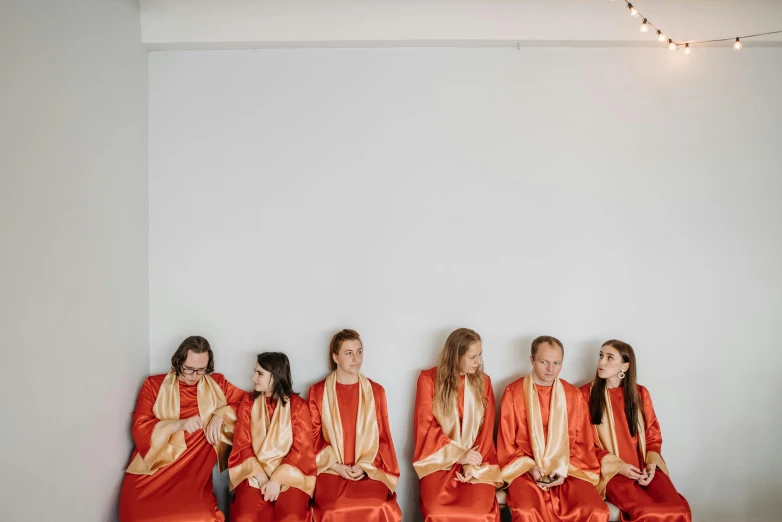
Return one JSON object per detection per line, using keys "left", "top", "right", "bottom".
{"left": 588, "top": 340, "right": 643, "bottom": 436}
{"left": 170, "top": 335, "right": 215, "bottom": 376}
{"left": 252, "top": 352, "right": 294, "bottom": 405}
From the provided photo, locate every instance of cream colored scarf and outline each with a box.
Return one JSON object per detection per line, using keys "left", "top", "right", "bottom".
{"left": 228, "top": 396, "right": 315, "bottom": 495}
{"left": 126, "top": 371, "right": 236, "bottom": 475}
{"left": 414, "top": 375, "right": 502, "bottom": 486}
{"left": 316, "top": 372, "right": 397, "bottom": 492}
{"left": 501, "top": 374, "right": 598, "bottom": 488}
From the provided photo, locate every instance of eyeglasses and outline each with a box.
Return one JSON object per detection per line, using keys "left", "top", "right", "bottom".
{"left": 182, "top": 366, "right": 208, "bottom": 376}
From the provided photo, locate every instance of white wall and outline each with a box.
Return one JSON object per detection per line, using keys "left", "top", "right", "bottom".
{"left": 149, "top": 47, "right": 782, "bottom": 521}
{"left": 139, "top": 0, "right": 782, "bottom": 49}
{"left": 0, "top": 1, "right": 149, "bottom": 520}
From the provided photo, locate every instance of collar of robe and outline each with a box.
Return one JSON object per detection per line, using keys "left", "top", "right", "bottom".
{"left": 317, "top": 371, "right": 398, "bottom": 493}
{"left": 126, "top": 371, "right": 236, "bottom": 475}
{"left": 590, "top": 381, "right": 669, "bottom": 494}
{"left": 414, "top": 374, "right": 503, "bottom": 486}
{"left": 501, "top": 374, "right": 598, "bottom": 489}
{"left": 228, "top": 395, "right": 316, "bottom": 496}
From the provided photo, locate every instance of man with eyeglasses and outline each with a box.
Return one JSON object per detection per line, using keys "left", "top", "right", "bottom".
{"left": 120, "top": 335, "right": 247, "bottom": 521}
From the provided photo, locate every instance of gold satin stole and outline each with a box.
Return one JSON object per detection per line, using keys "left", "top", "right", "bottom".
{"left": 413, "top": 376, "right": 503, "bottom": 487}
{"left": 591, "top": 382, "right": 669, "bottom": 496}
{"left": 126, "top": 371, "right": 237, "bottom": 475}
{"left": 501, "top": 374, "right": 599, "bottom": 489}
{"left": 315, "top": 372, "right": 398, "bottom": 493}
{"left": 228, "top": 396, "right": 316, "bottom": 496}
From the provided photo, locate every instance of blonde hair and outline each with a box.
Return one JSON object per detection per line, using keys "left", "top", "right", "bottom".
{"left": 434, "top": 328, "right": 487, "bottom": 419}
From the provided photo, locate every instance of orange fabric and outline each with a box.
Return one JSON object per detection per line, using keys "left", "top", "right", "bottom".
{"left": 579, "top": 384, "right": 691, "bottom": 522}
{"left": 230, "top": 481, "right": 311, "bottom": 522}
{"left": 336, "top": 383, "right": 358, "bottom": 465}
{"left": 120, "top": 373, "right": 246, "bottom": 522}
{"left": 497, "top": 378, "right": 607, "bottom": 522}
{"left": 505, "top": 474, "right": 609, "bottom": 522}
{"left": 228, "top": 393, "right": 315, "bottom": 521}
{"left": 413, "top": 368, "right": 500, "bottom": 522}
{"left": 308, "top": 378, "right": 401, "bottom": 522}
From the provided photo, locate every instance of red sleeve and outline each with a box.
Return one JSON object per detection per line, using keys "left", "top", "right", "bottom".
{"left": 640, "top": 386, "right": 663, "bottom": 454}
{"left": 413, "top": 368, "right": 456, "bottom": 461}
{"left": 568, "top": 387, "right": 601, "bottom": 474}
{"left": 130, "top": 376, "right": 164, "bottom": 458}
{"left": 497, "top": 381, "right": 533, "bottom": 467}
{"left": 308, "top": 381, "right": 331, "bottom": 457}
{"left": 227, "top": 394, "right": 256, "bottom": 469}
{"left": 373, "top": 382, "right": 400, "bottom": 476}
{"left": 282, "top": 396, "right": 317, "bottom": 476}
{"left": 214, "top": 373, "right": 248, "bottom": 412}
{"left": 474, "top": 375, "right": 499, "bottom": 465}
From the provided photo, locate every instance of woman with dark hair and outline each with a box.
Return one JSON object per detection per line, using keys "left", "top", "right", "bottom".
{"left": 228, "top": 352, "right": 316, "bottom": 522}
{"left": 581, "top": 340, "right": 691, "bottom": 522}
{"left": 413, "top": 328, "right": 503, "bottom": 521}
{"left": 120, "top": 335, "right": 246, "bottom": 521}
{"left": 308, "top": 329, "right": 402, "bottom": 522}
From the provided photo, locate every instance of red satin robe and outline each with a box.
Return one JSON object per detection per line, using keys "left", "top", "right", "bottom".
{"left": 308, "top": 379, "right": 402, "bottom": 522}
{"left": 413, "top": 367, "right": 501, "bottom": 522}
{"left": 228, "top": 393, "right": 316, "bottom": 522}
{"left": 579, "top": 384, "right": 691, "bottom": 522}
{"left": 497, "top": 378, "right": 609, "bottom": 522}
{"left": 120, "top": 373, "right": 246, "bottom": 522}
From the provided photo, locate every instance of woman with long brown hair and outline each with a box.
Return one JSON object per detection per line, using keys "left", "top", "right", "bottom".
{"left": 308, "top": 329, "right": 402, "bottom": 522}
{"left": 228, "top": 352, "right": 316, "bottom": 522}
{"left": 581, "top": 340, "right": 691, "bottom": 522}
{"left": 413, "top": 328, "right": 503, "bottom": 522}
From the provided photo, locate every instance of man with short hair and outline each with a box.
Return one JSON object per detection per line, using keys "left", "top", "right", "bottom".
{"left": 497, "top": 336, "right": 609, "bottom": 522}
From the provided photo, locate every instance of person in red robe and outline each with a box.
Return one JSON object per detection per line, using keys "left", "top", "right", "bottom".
{"left": 580, "top": 340, "right": 691, "bottom": 522}
{"left": 228, "top": 351, "right": 316, "bottom": 522}
{"left": 497, "top": 335, "right": 609, "bottom": 522}
{"left": 308, "top": 329, "right": 402, "bottom": 522}
{"left": 120, "top": 335, "right": 247, "bottom": 522}
{"left": 413, "top": 327, "right": 503, "bottom": 522}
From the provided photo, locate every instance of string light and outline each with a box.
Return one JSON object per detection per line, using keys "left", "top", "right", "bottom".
{"left": 613, "top": 0, "right": 782, "bottom": 53}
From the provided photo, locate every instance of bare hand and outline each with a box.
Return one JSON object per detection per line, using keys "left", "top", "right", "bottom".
{"left": 253, "top": 472, "right": 269, "bottom": 489}
{"left": 455, "top": 468, "right": 474, "bottom": 483}
{"left": 261, "top": 480, "right": 281, "bottom": 502}
{"left": 458, "top": 447, "right": 483, "bottom": 467}
{"left": 177, "top": 416, "right": 204, "bottom": 434}
{"left": 637, "top": 463, "right": 656, "bottom": 486}
{"left": 619, "top": 463, "right": 645, "bottom": 481}
{"left": 346, "top": 465, "right": 366, "bottom": 480}
{"left": 546, "top": 474, "right": 565, "bottom": 487}
{"left": 205, "top": 415, "right": 223, "bottom": 445}
{"left": 528, "top": 466, "right": 544, "bottom": 482}
{"left": 330, "top": 463, "right": 364, "bottom": 481}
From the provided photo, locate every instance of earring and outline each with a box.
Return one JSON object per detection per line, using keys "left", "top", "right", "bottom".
{"left": 618, "top": 371, "right": 626, "bottom": 379}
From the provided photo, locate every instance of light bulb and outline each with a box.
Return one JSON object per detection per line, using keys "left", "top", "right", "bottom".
{"left": 640, "top": 19, "right": 649, "bottom": 32}
{"left": 657, "top": 30, "right": 666, "bottom": 42}
{"left": 734, "top": 38, "right": 743, "bottom": 50}
{"left": 684, "top": 43, "right": 691, "bottom": 55}
{"left": 668, "top": 39, "right": 677, "bottom": 51}
{"left": 628, "top": 4, "right": 639, "bottom": 17}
